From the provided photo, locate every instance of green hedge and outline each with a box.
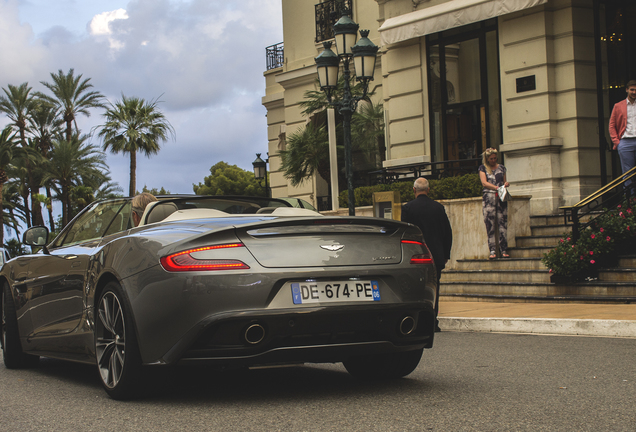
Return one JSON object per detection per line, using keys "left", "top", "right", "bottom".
{"left": 339, "top": 173, "right": 482, "bottom": 207}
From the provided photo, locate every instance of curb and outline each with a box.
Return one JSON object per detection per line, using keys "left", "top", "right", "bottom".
{"left": 439, "top": 317, "right": 636, "bottom": 338}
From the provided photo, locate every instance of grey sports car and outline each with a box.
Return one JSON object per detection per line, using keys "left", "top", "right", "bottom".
{"left": 1, "top": 195, "right": 437, "bottom": 399}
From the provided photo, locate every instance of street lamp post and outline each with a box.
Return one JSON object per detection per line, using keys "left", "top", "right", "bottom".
{"left": 315, "top": 15, "right": 378, "bottom": 216}
{"left": 252, "top": 153, "right": 269, "bottom": 198}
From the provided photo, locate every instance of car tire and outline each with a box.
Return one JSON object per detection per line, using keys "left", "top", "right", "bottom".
{"left": 2, "top": 283, "right": 39, "bottom": 369}
{"left": 343, "top": 348, "right": 423, "bottom": 380}
{"left": 95, "top": 282, "right": 142, "bottom": 400}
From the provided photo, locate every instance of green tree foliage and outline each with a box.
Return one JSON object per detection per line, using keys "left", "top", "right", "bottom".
{"left": 0, "top": 82, "right": 45, "bottom": 226}
{"left": 140, "top": 186, "right": 171, "bottom": 196}
{"left": 4, "top": 238, "right": 26, "bottom": 258}
{"left": 280, "top": 123, "right": 332, "bottom": 187}
{"left": 0, "top": 127, "right": 18, "bottom": 245}
{"left": 193, "top": 162, "right": 266, "bottom": 196}
{"left": 2, "top": 182, "right": 27, "bottom": 240}
{"left": 98, "top": 95, "right": 174, "bottom": 196}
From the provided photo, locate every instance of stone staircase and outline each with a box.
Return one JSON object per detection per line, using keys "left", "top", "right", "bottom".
{"left": 440, "top": 214, "right": 636, "bottom": 303}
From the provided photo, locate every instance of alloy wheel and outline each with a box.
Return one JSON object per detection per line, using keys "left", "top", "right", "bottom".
{"left": 95, "top": 291, "right": 126, "bottom": 389}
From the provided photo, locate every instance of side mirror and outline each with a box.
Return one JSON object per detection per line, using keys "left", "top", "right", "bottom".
{"left": 23, "top": 226, "right": 49, "bottom": 247}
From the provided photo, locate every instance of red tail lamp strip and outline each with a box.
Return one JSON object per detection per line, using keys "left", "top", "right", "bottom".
{"left": 401, "top": 240, "right": 433, "bottom": 265}
{"left": 160, "top": 243, "right": 250, "bottom": 272}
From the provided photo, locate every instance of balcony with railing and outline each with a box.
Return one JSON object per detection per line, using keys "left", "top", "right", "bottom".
{"left": 315, "top": 0, "right": 353, "bottom": 43}
{"left": 266, "top": 42, "right": 284, "bottom": 70}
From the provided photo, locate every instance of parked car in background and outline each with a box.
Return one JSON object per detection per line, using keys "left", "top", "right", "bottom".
{"left": 1, "top": 195, "right": 437, "bottom": 399}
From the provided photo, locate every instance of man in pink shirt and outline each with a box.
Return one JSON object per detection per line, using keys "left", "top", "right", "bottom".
{"left": 609, "top": 80, "right": 636, "bottom": 189}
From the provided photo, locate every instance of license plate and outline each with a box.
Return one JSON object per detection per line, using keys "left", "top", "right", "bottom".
{"left": 291, "top": 281, "right": 380, "bottom": 304}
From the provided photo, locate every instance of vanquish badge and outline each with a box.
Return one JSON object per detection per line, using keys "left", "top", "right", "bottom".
{"left": 320, "top": 244, "right": 345, "bottom": 252}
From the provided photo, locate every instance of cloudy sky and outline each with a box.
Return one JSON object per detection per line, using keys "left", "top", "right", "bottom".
{"left": 0, "top": 0, "right": 283, "bottom": 195}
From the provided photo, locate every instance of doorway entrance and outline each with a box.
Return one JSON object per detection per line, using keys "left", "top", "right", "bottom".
{"left": 427, "top": 19, "right": 501, "bottom": 175}
{"left": 595, "top": 0, "right": 636, "bottom": 181}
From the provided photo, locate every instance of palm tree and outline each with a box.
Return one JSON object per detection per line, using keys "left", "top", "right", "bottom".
{"left": 2, "top": 182, "right": 27, "bottom": 240}
{"left": 280, "top": 123, "right": 335, "bottom": 187}
{"left": 0, "top": 82, "right": 45, "bottom": 226}
{"left": 0, "top": 83, "right": 35, "bottom": 147}
{"left": 0, "top": 127, "right": 18, "bottom": 245}
{"left": 280, "top": 81, "right": 384, "bottom": 191}
{"left": 97, "top": 95, "right": 174, "bottom": 196}
{"left": 28, "top": 101, "right": 63, "bottom": 232}
{"left": 45, "top": 135, "right": 108, "bottom": 227}
{"left": 351, "top": 100, "right": 385, "bottom": 171}
{"left": 37, "top": 69, "right": 105, "bottom": 141}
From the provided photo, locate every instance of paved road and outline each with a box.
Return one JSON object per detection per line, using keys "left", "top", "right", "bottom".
{"left": 1, "top": 332, "right": 635, "bottom": 431}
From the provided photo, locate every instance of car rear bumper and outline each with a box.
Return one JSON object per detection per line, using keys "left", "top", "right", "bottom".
{"left": 152, "top": 303, "right": 435, "bottom": 366}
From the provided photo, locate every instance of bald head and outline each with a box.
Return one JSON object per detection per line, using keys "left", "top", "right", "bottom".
{"left": 413, "top": 177, "right": 429, "bottom": 197}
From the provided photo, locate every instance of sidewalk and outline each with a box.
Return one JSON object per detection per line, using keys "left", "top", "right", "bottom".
{"left": 437, "top": 300, "right": 636, "bottom": 338}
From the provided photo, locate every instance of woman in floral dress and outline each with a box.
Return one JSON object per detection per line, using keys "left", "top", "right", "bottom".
{"left": 478, "top": 148, "right": 510, "bottom": 259}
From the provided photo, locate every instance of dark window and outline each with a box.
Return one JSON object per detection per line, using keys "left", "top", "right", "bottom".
{"left": 315, "top": 0, "right": 353, "bottom": 43}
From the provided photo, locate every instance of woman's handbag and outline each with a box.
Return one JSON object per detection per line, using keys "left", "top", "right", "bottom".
{"left": 497, "top": 185, "right": 511, "bottom": 202}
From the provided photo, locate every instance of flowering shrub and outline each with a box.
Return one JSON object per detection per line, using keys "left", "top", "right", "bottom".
{"left": 542, "top": 199, "right": 636, "bottom": 277}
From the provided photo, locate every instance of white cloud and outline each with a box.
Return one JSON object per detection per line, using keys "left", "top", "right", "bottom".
{"left": 89, "top": 8, "right": 129, "bottom": 51}
{"left": 89, "top": 8, "right": 129, "bottom": 36}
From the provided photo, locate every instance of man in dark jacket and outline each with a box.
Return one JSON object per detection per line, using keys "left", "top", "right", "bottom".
{"left": 401, "top": 177, "right": 453, "bottom": 331}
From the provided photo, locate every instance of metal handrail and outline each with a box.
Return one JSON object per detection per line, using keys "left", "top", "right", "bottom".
{"left": 561, "top": 165, "right": 636, "bottom": 210}
{"left": 560, "top": 166, "right": 636, "bottom": 242}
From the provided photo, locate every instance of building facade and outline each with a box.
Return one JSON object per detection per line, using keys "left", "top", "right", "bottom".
{"left": 263, "top": 0, "right": 635, "bottom": 215}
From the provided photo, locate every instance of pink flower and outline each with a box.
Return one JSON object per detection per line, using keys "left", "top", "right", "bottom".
{"left": 567, "top": 237, "right": 571, "bottom": 241}
{"left": 590, "top": 260, "right": 596, "bottom": 264}
{"left": 589, "top": 251, "right": 594, "bottom": 255}
{"left": 628, "top": 208, "right": 633, "bottom": 214}
{"left": 628, "top": 226, "right": 631, "bottom": 231}
{"left": 560, "top": 239, "right": 564, "bottom": 243}
{"left": 606, "top": 236, "right": 611, "bottom": 241}
{"left": 620, "top": 212, "right": 625, "bottom": 218}
{"left": 591, "top": 234, "right": 595, "bottom": 239}
{"left": 580, "top": 256, "right": 584, "bottom": 260}
{"left": 600, "top": 228, "right": 604, "bottom": 233}
{"left": 618, "top": 205, "right": 622, "bottom": 209}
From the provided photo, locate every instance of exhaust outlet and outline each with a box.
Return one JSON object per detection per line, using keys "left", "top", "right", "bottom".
{"left": 244, "top": 323, "right": 266, "bottom": 345}
{"left": 399, "top": 316, "right": 416, "bottom": 335}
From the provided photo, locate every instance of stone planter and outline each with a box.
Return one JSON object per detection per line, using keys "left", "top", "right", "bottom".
{"left": 322, "top": 195, "right": 533, "bottom": 270}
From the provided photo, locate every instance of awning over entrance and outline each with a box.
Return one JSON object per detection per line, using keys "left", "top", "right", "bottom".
{"left": 379, "top": 0, "right": 548, "bottom": 45}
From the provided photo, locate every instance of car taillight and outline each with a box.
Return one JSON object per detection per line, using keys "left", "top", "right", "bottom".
{"left": 160, "top": 243, "right": 250, "bottom": 272}
{"left": 401, "top": 240, "right": 434, "bottom": 265}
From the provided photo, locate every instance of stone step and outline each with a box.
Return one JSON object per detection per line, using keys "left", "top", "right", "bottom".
{"left": 440, "top": 281, "right": 636, "bottom": 299}
{"left": 619, "top": 256, "right": 636, "bottom": 267}
{"left": 508, "top": 246, "right": 554, "bottom": 258}
{"left": 442, "top": 269, "right": 551, "bottom": 283}
{"left": 530, "top": 224, "right": 571, "bottom": 237}
{"left": 515, "top": 235, "right": 561, "bottom": 248}
{"left": 452, "top": 258, "right": 545, "bottom": 271}
{"left": 530, "top": 213, "right": 599, "bottom": 227}
{"left": 530, "top": 214, "right": 566, "bottom": 227}
{"left": 598, "top": 269, "right": 636, "bottom": 282}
